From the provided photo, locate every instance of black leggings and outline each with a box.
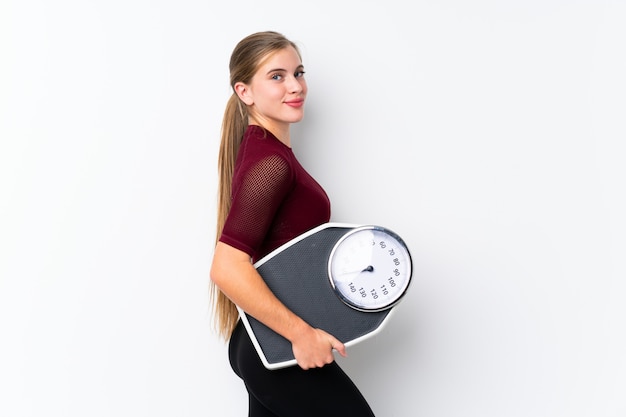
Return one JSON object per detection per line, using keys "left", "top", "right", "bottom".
{"left": 228, "top": 321, "right": 376, "bottom": 417}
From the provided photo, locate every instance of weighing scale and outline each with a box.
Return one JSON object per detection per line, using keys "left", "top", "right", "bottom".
{"left": 237, "top": 222, "right": 413, "bottom": 369}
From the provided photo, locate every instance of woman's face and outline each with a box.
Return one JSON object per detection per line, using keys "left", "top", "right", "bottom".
{"left": 236, "top": 46, "right": 307, "bottom": 137}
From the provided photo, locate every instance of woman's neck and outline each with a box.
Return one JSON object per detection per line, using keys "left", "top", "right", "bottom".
{"left": 248, "top": 118, "right": 291, "bottom": 147}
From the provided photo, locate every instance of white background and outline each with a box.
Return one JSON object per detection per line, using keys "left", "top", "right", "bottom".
{"left": 1, "top": 1, "right": 625, "bottom": 416}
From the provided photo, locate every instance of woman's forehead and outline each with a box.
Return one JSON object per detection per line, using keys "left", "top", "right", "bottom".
{"left": 257, "top": 46, "right": 303, "bottom": 72}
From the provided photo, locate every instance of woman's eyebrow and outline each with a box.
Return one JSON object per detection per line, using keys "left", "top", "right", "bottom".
{"left": 265, "top": 65, "right": 304, "bottom": 75}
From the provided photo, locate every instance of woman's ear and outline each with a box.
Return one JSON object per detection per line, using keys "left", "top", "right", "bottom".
{"left": 234, "top": 82, "right": 254, "bottom": 106}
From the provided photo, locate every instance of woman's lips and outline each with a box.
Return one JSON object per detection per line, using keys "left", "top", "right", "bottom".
{"left": 285, "top": 99, "right": 304, "bottom": 108}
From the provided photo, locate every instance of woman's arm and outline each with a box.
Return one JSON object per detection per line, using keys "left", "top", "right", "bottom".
{"left": 210, "top": 241, "right": 346, "bottom": 370}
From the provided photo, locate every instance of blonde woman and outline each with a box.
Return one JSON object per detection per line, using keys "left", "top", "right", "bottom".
{"left": 210, "top": 31, "right": 375, "bottom": 416}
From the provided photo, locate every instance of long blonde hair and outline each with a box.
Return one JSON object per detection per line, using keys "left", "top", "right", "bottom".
{"left": 211, "top": 31, "right": 301, "bottom": 340}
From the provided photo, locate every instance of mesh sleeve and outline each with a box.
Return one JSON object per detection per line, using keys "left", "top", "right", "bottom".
{"left": 219, "top": 153, "right": 293, "bottom": 258}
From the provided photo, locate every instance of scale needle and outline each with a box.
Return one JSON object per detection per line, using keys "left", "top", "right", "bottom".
{"left": 338, "top": 265, "right": 375, "bottom": 276}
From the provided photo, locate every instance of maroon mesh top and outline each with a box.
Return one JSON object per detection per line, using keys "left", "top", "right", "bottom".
{"left": 219, "top": 125, "right": 331, "bottom": 262}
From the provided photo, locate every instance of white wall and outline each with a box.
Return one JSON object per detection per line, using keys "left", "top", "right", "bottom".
{"left": 1, "top": 1, "right": 624, "bottom": 416}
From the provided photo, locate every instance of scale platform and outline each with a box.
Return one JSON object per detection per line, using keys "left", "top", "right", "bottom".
{"left": 238, "top": 222, "right": 406, "bottom": 370}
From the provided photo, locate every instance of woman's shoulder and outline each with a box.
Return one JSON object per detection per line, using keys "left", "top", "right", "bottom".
{"left": 241, "top": 125, "right": 294, "bottom": 161}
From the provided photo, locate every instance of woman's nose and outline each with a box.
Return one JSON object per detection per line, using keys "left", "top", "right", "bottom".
{"left": 286, "top": 76, "right": 303, "bottom": 93}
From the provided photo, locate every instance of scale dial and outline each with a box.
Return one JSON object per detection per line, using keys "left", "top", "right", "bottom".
{"left": 328, "top": 225, "right": 412, "bottom": 312}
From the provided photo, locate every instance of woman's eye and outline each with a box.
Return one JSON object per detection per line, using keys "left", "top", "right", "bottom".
{"left": 295, "top": 71, "right": 306, "bottom": 78}
{"left": 271, "top": 73, "right": 283, "bottom": 80}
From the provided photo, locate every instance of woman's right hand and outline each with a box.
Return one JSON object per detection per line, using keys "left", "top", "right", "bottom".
{"left": 290, "top": 326, "right": 347, "bottom": 370}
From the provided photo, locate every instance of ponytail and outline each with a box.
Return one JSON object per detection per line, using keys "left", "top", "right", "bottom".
{"left": 210, "top": 93, "right": 248, "bottom": 340}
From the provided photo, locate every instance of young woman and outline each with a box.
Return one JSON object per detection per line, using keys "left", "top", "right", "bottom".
{"left": 210, "top": 31, "right": 375, "bottom": 416}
